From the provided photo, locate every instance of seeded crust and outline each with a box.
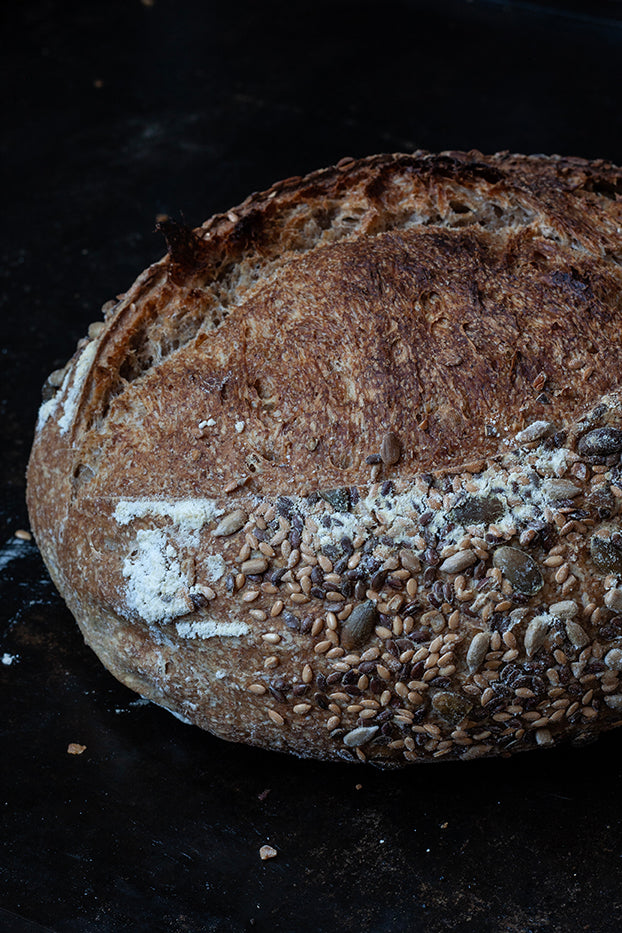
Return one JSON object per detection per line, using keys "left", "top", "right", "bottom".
{"left": 27, "top": 150, "right": 622, "bottom": 765}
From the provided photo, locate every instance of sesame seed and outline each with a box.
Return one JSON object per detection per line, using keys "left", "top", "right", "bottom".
{"left": 249, "top": 610, "right": 268, "bottom": 621}
{"left": 314, "top": 640, "right": 332, "bottom": 654}
{"left": 242, "top": 590, "right": 260, "bottom": 602}
{"left": 267, "top": 709, "right": 285, "bottom": 726}
{"left": 326, "top": 647, "right": 344, "bottom": 660}
{"left": 543, "top": 555, "right": 564, "bottom": 567}
{"left": 262, "top": 633, "right": 281, "bottom": 644}
{"left": 248, "top": 683, "right": 267, "bottom": 695}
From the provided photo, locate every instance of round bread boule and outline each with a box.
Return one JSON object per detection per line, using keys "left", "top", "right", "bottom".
{"left": 27, "top": 150, "right": 622, "bottom": 765}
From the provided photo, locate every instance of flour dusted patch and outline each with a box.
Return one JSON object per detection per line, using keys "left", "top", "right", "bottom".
{"left": 175, "top": 619, "right": 249, "bottom": 639}
{"left": 203, "top": 553, "right": 226, "bottom": 582}
{"left": 114, "top": 498, "right": 223, "bottom": 531}
{"left": 121, "top": 527, "right": 229, "bottom": 624}
{"left": 122, "top": 529, "right": 192, "bottom": 624}
{"left": 57, "top": 341, "right": 98, "bottom": 435}
{"left": 315, "top": 511, "right": 362, "bottom": 549}
{"left": 36, "top": 396, "right": 60, "bottom": 431}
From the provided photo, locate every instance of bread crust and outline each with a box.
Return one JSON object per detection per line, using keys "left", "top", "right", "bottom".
{"left": 27, "top": 150, "right": 622, "bottom": 764}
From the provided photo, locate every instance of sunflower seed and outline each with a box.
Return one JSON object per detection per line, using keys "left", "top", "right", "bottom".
{"left": 565, "top": 620, "right": 589, "bottom": 647}
{"left": 542, "top": 479, "right": 582, "bottom": 500}
{"left": 549, "top": 600, "right": 578, "bottom": 619}
{"left": 515, "top": 421, "right": 555, "bottom": 444}
{"left": 604, "top": 588, "right": 622, "bottom": 612}
{"left": 241, "top": 558, "right": 268, "bottom": 574}
{"left": 212, "top": 509, "right": 248, "bottom": 537}
{"left": 604, "top": 648, "right": 622, "bottom": 671}
{"left": 466, "top": 632, "right": 490, "bottom": 672}
{"left": 439, "top": 549, "right": 477, "bottom": 574}
{"left": 343, "top": 726, "right": 379, "bottom": 748}
{"left": 524, "top": 616, "right": 550, "bottom": 657}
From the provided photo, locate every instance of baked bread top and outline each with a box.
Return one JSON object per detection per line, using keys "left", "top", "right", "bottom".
{"left": 27, "top": 151, "right": 622, "bottom": 764}
{"left": 37, "top": 151, "right": 622, "bottom": 501}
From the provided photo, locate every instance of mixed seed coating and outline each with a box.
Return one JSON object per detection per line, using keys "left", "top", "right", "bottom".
{"left": 159, "top": 397, "right": 622, "bottom": 764}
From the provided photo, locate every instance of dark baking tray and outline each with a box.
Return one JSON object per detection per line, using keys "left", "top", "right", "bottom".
{"left": 2, "top": 2, "right": 622, "bottom": 931}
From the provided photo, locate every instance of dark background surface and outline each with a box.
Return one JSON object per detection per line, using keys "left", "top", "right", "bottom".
{"left": 2, "top": 1, "right": 622, "bottom": 931}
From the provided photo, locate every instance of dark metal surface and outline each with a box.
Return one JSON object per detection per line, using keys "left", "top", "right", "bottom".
{"left": 2, "top": 2, "right": 622, "bottom": 930}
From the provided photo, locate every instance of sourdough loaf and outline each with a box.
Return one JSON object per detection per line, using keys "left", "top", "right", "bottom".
{"left": 27, "top": 150, "right": 622, "bottom": 764}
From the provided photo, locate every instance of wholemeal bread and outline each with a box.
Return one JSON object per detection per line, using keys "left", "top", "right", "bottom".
{"left": 27, "top": 150, "right": 622, "bottom": 764}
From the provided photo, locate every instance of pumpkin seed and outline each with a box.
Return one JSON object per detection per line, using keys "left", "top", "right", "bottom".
{"left": 449, "top": 495, "right": 504, "bottom": 526}
{"left": 432, "top": 692, "right": 472, "bottom": 725}
{"left": 341, "top": 600, "right": 378, "bottom": 650}
{"left": 492, "top": 546, "right": 544, "bottom": 595}
{"left": 590, "top": 532, "right": 622, "bottom": 574}
{"left": 319, "top": 487, "right": 351, "bottom": 512}
{"left": 577, "top": 427, "right": 622, "bottom": 458}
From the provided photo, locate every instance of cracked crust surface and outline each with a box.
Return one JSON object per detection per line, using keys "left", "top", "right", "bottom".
{"left": 27, "top": 150, "right": 622, "bottom": 764}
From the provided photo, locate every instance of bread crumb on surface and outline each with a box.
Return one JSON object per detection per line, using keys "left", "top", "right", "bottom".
{"left": 259, "top": 845, "right": 277, "bottom": 860}
{"left": 67, "top": 743, "right": 87, "bottom": 755}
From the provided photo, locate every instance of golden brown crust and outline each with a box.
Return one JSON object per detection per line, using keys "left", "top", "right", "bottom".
{"left": 27, "top": 150, "right": 622, "bottom": 764}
